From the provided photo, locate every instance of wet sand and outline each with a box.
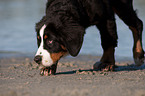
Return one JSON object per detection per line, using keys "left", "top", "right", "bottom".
{"left": 0, "top": 55, "right": 145, "bottom": 96}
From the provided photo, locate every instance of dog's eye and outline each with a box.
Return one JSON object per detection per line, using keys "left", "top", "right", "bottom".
{"left": 47, "top": 40, "right": 53, "bottom": 45}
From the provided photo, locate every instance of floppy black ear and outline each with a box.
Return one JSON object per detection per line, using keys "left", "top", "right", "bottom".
{"left": 61, "top": 23, "right": 85, "bottom": 57}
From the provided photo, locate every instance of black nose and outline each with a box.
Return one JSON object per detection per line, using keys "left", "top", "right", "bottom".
{"left": 34, "top": 55, "right": 42, "bottom": 64}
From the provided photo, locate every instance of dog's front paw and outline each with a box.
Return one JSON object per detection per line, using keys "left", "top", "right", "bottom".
{"left": 40, "top": 64, "right": 57, "bottom": 76}
{"left": 93, "top": 62, "right": 115, "bottom": 71}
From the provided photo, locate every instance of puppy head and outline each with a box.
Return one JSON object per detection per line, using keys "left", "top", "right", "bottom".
{"left": 34, "top": 20, "right": 85, "bottom": 67}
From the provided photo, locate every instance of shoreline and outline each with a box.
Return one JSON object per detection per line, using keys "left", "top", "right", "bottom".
{"left": 0, "top": 51, "right": 133, "bottom": 62}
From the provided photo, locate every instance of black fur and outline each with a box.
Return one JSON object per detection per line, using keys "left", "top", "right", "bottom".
{"left": 36, "top": 0, "right": 118, "bottom": 56}
{"left": 35, "top": 0, "right": 144, "bottom": 71}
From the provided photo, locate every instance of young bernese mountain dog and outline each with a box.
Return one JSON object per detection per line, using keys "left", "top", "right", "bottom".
{"left": 34, "top": 0, "right": 144, "bottom": 76}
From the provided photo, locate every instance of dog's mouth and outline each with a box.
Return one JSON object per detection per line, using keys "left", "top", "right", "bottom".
{"left": 37, "top": 62, "right": 58, "bottom": 76}
{"left": 34, "top": 55, "right": 58, "bottom": 76}
{"left": 40, "top": 63, "right": 58, "bottom": 76}
{"left": 37, "top": 61, "right": 58, "bottom": 76}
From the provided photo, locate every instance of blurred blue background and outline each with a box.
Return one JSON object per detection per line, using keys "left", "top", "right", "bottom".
{"left": 0, "top": 0, "right": 145, "bottom": 60}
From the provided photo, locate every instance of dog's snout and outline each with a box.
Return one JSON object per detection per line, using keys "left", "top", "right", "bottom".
{"left": 34, "top": 55, "right": 42, "bottom": 64}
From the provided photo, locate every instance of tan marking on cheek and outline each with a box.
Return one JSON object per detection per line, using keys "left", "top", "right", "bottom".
{"left": 44, "top": 35, "right": 48, "bottom": 39}
{"left": 50, "top": 52, "right": 67, "bottom": 62}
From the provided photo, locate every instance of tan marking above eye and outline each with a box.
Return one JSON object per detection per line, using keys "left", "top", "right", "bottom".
{"left": 61, "top": 45, "right": 67, "bottom": 50}
{"left": 44, "top": 35, "right": 48, "bottom": 39}
{"left": 37, "top": 36, "right": 40, "bottom": 39}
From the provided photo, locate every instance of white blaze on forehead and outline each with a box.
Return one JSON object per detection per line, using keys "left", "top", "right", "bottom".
{"left": 35, "top": 24, "right": 53, "bottom": 67}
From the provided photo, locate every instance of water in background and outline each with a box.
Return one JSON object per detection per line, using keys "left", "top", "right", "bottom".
{"left": 0, "top": 0, "right": 145, "bottom": 60}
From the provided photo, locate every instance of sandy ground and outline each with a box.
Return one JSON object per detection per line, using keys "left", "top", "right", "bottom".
{"left": 0, "top": 55, "right": 145, "bottom": 96}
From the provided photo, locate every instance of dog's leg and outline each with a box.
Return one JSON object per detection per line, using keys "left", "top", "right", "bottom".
{"left": 93, "top": 0, "right": 118, "bottom": 71}
{"left": 129, "top": 20, "right": 144, "bottom": 66}
{"left": 111, "top": 0, "right": 144, "bottom": 66}
{"left": 94, "top": 19, "right": 118, "bottom": 71}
